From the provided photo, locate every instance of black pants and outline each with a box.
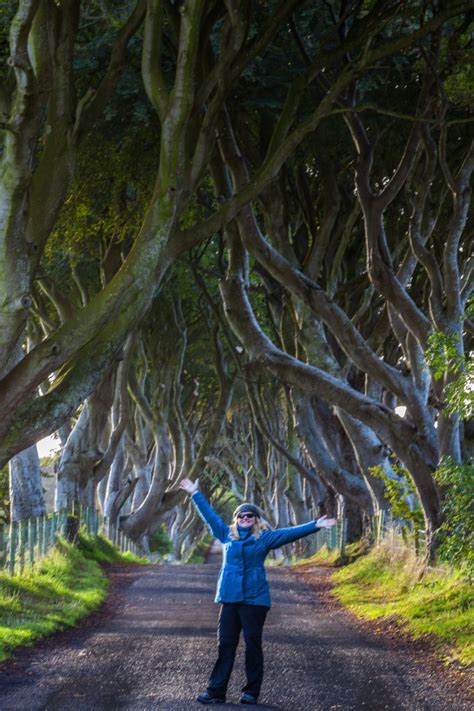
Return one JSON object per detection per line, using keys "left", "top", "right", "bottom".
{"left": 207, "top": 602, "right": 269, "bottom": 700}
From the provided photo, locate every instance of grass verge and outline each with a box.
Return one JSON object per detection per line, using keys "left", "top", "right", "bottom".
{"left": 329, "top": 543, "right": 473, "bottom": 667}
{"left": 291, "top": 541, "right": 366, "bottom": 568}
{"left": 0, "top": 533, "right": 147, "bottom": 662}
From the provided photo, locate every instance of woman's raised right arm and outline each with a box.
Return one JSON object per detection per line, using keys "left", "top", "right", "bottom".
{"left": 179, "top": 478, "right": 229, "bottom": 542}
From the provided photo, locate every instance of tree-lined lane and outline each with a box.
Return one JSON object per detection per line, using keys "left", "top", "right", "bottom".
{"left": 0, "top": 563, "right": 471, "bottom": 710}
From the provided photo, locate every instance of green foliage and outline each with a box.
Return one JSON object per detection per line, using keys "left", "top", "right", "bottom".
{"left": 441, "top": 25, "right": 474, "bottom": 110}
{"left": 332, "top": 545, "right": 474, "bottom": 666}
{"left": 444, "top": 359, "right": 474, "bottom": 419}
{"left": 444, "top": 64, "right": 474, "bottom": 110}
{"left": 185, "top": 535, "right": 212, "bottom": 564}
{"left": 0, "top": 2, "right": 16, "bottom": 79}
{"left": 148, "top": 524, "right": 173, "bottom": 555}
{"left": 434, "top": 458, "right": 474, "bottom": 579}
{"left": 426, "top": 331, "right": 464, "bottom": 381}
{"left": 425, "top": 324, "right": 473, "bottom": 419}
{"left": 44, "top": 121, "right": 158, "bottom": 286}
{"left": 369, "top": 464, "right": 424, "bottom": 533}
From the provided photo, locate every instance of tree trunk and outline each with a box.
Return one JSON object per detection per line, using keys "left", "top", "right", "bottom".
{"left": 9, "top": 444, "right": 46, "bottom": 521}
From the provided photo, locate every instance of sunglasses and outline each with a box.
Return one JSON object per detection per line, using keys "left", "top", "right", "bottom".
{"left": 237, "top": 513, "right": 256, "bottom": 520}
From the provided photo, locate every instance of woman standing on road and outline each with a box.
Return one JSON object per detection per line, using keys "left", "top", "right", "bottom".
{"left": 179, "top": 478, "right": 336, "bottom": 706}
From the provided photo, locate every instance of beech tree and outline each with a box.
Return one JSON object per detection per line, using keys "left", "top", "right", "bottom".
{"left": 212, "top": 10, "right": 472, "bottom": 558}
{"left": 1, "top": 0, "right": 469, "bottom": 461}
{"left": 0, "top": 1, "right": 471, "bottom": 560}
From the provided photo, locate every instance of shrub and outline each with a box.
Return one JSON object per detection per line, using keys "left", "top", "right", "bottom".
{"left": 149, "top": 523, "right": 173, "bottom": 555}
{"left": 369, "top": 463, "right": 425, "bottom": 552}
{"left": 434, "top": 458, "right": 474, "bottom": 579}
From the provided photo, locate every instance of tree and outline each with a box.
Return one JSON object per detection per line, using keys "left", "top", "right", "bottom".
{"left": 0, "top": 1, "right": 471, "bottom": 562}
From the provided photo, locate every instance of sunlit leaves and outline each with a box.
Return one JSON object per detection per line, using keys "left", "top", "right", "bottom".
{"left": 369, "top": 463, "right": 425, "bottom": 534}
{"left": 426, "top": 331, "right": 464, "bottom": 381}
{"left": 435, "top": 457, "right": 474, "bottom": 579}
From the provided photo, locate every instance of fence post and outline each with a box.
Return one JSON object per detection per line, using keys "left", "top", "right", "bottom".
{"left": 61, "top": 508, "right": 68, "bottom": 538}
{"left": 37, "top": 514, "right": 43, "bottom": 558}
{"left": 41, "top": 515, "right": 48, "bottom": 557}
{"left": 339, "top": 518, "right": 346, "bottom": 557}
{"left": 18, "top": 519, "right": 26, "bottom": 573}
{"left": 51, "top": 513, "right": 57, "bottom": 548}
{"left": 8, "top": 520, "right": 16, "bottom": 575}
{"left": 28, "top": 517, "right": 35, "bottom": 567}
{"left": 65, "top": 513, "right": 79, "bottom": 543}
{"left": 0, "top": 503, "right": 141, "bottom": 573}
{"left": 0, "top": 524, "right": 5, "bottom": 568}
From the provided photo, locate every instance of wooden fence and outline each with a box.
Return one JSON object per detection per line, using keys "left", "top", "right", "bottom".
{"left": 313, "top": 518, "right": 347, "bottom": 555}
{"left": 0, "top": 507, "right": 423, "bottom": 575}
{"left": 0, "top": 505, "right": 140, "bottom": 575}
{"left": 372, "top": 509, "right": 425, "bottom": 555}
{"left": 311, "top": 512, "right": 424, "bottom": 558}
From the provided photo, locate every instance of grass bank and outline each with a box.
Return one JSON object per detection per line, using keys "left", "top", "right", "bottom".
{"left": 296, "top": 543, "right": 473, "bottom": 667}
{"left": 0, "top": 534, "right": 146, "bottom": 662}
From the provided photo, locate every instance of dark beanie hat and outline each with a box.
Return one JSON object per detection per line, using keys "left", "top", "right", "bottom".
{"left": 233, "top": 502, "right": 261, "bottom": 518}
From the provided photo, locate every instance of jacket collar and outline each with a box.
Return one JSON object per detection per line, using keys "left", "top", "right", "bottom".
{"left": 237, "top": 525, "right": 254, "bottom": 540}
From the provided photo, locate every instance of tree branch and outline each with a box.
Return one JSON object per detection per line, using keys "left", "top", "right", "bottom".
{"left": 141, "top": 0, "right": 168, "bottom": 121}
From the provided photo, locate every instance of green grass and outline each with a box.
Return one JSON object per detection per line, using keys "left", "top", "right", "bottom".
{"left": 0, "top": 534, "right": 147, "bottom": 662}
{"left": 76, "top": 532, "right": 148, "bottom": 565}
{"left": 291, "top": 541, "right": 365, "bottom": 568}
{"left": 330, "top": 543, "right": 474, "bottom": 667}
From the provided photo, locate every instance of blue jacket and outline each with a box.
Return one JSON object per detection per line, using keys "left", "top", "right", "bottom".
{"left": 191, "top": 491, "right": 319, "bottom": 608}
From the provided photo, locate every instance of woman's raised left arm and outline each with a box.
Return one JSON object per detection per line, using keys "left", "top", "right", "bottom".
{"left": 264, "top": 516, "right": 336, "bottom": 550}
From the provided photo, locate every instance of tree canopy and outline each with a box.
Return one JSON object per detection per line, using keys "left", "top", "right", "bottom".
{"left": 0, "top": 0, "right": 472, "bottom": 562}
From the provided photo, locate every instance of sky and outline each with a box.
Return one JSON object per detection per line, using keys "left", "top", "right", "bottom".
{"left": 37, "top": 435, "right": 61, "bottom": 459}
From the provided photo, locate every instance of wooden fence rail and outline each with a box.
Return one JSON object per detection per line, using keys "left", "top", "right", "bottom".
{"left": 0, "top": 506, "right": 140, "bottom": 575}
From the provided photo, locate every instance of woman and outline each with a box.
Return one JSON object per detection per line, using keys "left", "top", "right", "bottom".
{"left": 179, "top": 477, "right": 336, "bottom": 705}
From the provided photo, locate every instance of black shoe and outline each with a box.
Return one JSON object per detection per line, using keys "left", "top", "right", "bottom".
{"left": 240, "top": 692, "right": 257, "bottom": 705}
{"left": 197, "top": 691, "right": 225, "bottom": 704}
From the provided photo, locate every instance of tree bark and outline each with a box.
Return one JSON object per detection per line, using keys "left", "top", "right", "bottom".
{"left": 9, "top": 444, "right": 46, "bottom": 521}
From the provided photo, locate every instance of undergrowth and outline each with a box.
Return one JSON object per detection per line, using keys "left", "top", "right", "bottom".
{"left": 0, "top": 533, "right": 147, "bottom": 662}
{"left": 291, "top": 540, "right": 367, "bottom": 568}
{"left": 330, "top": 543, "right": 473, "bottom": 667}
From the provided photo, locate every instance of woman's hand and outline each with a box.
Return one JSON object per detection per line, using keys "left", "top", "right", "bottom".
{"left": 315, "top": 515, "right": 337, "bottom": 528}
{"left": 179, "top": 478, "right": 199, "bottom": 495}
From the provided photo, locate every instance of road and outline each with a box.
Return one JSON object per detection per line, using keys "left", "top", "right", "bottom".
{"left": 0, "top": 557, "right": 471, "bottom": 710}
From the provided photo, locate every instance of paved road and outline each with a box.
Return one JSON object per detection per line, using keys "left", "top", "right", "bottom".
{"left": 0, "top": 560, "right": 471, "bottom": 710}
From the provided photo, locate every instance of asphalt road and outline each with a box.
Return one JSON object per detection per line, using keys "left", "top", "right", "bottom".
{"left": 0, "top": 557, "right": 471, "bottom": 711}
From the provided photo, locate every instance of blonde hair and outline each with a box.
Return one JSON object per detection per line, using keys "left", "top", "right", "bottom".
{"left": 229, "top": 516, "right": 269, "bottom": 540}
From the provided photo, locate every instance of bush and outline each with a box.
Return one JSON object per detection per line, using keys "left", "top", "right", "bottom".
{"left": 434, "top": 458, "right": 474, "bottom": 579}
{"left": 185, "top": 535, "right": 213, "bottom": 564}
{"left": 369, "top": 462, "right": 425, "bottom": 550}
{"left": 148, "top": 524, "right": 173, "bottom": 555}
